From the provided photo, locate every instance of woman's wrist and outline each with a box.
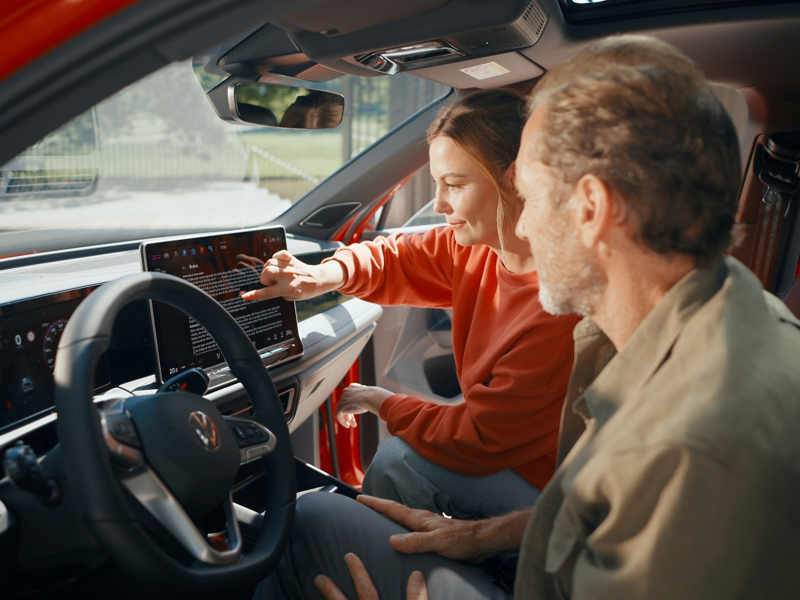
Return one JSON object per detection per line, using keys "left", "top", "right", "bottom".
{"left": 369, "top": 388, "right": 395, "bottom": 414}
{"left": 318, "top": 259, "right": 347, "bottom": 292}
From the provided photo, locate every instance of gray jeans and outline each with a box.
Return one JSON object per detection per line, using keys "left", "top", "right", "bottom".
{"left": 362, "top": 437, "right": 541, "bottom": 520}
{"left": 254, "top": 492, "right": 511, "bottom": 600}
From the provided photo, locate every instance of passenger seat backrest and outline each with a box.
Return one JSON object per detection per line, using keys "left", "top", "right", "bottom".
{"left": 783, "top": 274, "right": 800, "bottom": 319}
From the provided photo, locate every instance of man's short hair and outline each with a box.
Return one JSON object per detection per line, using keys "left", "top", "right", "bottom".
{"left": 527, "top": 35, "right": 741, "bottom": 261}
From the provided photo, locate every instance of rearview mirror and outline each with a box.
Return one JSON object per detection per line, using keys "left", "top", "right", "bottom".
{"left": 233, "top": 83, "right": 344, "bottom": 130}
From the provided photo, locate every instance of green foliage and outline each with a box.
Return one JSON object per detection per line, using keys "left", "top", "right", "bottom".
{"left": 95, "top": 61, "right": 230, "bottom": 151}
{"left": 22, "top": 111, "right": 97, "bottom": 156}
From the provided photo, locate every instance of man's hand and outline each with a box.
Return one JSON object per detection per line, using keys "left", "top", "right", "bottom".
{"left": 240, "top": 250, "right": 346, "bottom": 302}
{"left": 314, "top": 553, "right": 427, "bottom": 600}
{"left": 357, "top": 495, "right": 531, "bottom": 563}
{"left": 336, "top": 384, "right": 394, "bottom": 428}
{"left": 357, "top": 496, "right": 486, "bottom": 563}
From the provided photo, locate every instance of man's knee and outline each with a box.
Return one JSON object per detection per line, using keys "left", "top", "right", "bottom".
{"left": 290, "top": 492, "right": 358, "bottom": 561}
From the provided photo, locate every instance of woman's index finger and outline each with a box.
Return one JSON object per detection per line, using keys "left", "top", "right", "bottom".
{"left": 271, "top": 249, "right": 294, "bottom": 263}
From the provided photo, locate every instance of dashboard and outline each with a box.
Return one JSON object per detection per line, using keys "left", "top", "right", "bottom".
{"left": 0, "top": 229, "right": 383, "bottom": 593}
{"left": 0, "top": 232, "right": 382, "bottom": 442}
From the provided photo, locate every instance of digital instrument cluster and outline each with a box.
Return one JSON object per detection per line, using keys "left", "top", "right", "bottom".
{"left": 0, "top": 288, "right": 110, "bottom": 432}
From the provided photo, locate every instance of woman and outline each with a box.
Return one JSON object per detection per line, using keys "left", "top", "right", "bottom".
{"left": 243, "top": 90, "right": 579, "bottom": 519}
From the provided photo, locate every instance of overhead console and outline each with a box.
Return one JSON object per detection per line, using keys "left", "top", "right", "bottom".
{"left": 208, "top": 0, "right": 548, "bottom": 83}
{"left": 351, "top": 3, "right": 547, "bottom": 75}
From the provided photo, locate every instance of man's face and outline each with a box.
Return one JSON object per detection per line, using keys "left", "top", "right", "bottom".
{"left": 515, "top": 108, "right": 606, "bottom": 317}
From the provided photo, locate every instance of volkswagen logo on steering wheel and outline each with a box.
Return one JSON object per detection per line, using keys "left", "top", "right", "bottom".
{"left": 188, "top": 411, "right": 221, "bottom": 451}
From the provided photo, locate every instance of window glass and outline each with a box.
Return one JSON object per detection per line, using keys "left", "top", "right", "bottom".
{"left": 0, "top": 60, "right": 449, "bottom": 256}
{"left": 403, "top": 199, "right": 446, "bottom": 228}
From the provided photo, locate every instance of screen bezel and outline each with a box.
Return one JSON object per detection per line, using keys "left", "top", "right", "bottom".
{"left": 140, "top": 226, "right": 304, "bottom": 388}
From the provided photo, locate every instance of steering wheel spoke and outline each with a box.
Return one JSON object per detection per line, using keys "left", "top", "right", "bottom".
{"left": 224, "top": 416, "right": 277, "bottom": 465}
{"left": 120, "top": 467, "right": 243, "bottom": 565}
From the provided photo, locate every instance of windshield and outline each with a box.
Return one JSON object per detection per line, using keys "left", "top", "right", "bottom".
{"left": 0, "top": 60, "right": 449, "bottom": 257}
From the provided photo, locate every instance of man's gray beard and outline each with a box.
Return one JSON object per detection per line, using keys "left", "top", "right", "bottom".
{"left": 537, "top": 256, "right": 605, "bottom": 317}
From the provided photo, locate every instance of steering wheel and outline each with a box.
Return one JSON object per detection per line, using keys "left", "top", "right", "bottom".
{"left": 54, "top": 273, "right": 296, "bottom": 596}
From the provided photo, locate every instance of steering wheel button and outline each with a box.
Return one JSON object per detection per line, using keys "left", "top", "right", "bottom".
{"left": 245, "top": 445, "right": 268, "bottom": 461}
{"left": 238, "top": 425, "right": 258, "bottom": 438}
{"left": 107, "top": 414, "right": 142, "bottom": 449}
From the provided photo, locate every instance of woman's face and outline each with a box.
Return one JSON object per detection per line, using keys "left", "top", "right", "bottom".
{"left": 429, "top": 135, "right": 501, "bottom": 248}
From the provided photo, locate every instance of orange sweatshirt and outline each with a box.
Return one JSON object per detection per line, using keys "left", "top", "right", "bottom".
{"left": 327, "top": 226, "right": 579, "bottom": 490}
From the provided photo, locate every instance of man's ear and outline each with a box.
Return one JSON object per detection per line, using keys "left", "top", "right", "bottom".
{"left": 573, "top": 174, "right": 616, "bottom": 249}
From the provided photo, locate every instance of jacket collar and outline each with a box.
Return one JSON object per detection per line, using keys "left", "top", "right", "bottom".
{"left": 573, "top": 256, "right": 729, "bottom": 429}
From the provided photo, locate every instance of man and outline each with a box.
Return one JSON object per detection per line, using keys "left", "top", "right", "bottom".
{"left": 256, "top": 35, "right": 800, "bottom": 600}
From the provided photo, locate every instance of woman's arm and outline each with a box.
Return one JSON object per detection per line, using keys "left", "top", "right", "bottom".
{"left": 242, "top": 227, "right": 458, "bottom": 306}
{"left": 325, "top": 227, "right": 457, "bottom": 307}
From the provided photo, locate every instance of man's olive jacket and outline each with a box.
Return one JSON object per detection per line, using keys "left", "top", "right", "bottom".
{"left": 516, "top": 256, "right": 800, "bottom": 599}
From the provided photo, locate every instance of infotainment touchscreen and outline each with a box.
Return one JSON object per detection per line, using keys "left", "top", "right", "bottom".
{"left": 140, "top": 226, "right": 303, "bottom": 385}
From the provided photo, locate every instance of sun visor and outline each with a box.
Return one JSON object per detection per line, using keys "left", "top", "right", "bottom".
{"left": 218, "top": 24, "right": 343, "bottom": 82}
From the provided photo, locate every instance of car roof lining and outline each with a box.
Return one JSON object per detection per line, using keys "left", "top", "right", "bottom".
{"left": 198, "top": 0, "right": 800, "bottom": 91}
{"left": 519, "top": 1, "right": 800, "bottom": 90}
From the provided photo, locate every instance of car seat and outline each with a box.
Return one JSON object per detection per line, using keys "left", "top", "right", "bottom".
{"left": 782, "top": 273, "right": 800, "bottom": 319}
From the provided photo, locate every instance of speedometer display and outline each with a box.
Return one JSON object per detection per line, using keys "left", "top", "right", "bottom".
{"left": 42, "top": 319, "right": 68, "bottom": 373}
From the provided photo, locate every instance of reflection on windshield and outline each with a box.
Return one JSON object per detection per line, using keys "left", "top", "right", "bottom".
{"left": 0, "top": 60, "right": 450, "bottom": 257}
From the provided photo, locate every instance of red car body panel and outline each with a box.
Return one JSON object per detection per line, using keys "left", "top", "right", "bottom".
{"left": 0, "top": 0, "right": 141, "bottom": 83}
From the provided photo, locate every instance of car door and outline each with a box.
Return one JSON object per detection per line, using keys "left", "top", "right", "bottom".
{"left": 364, "top": 199, "right": 462, "bottom": 401}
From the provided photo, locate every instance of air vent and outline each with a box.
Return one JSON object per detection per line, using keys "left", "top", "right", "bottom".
{"left": 278, "top": 386, "right": 297, "bottom": 415}
{"left": 447, "top": 0, "right": 547, "bottom": 55}
{"left": 300, "top": 203, "right": 361, "bottom": 229}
